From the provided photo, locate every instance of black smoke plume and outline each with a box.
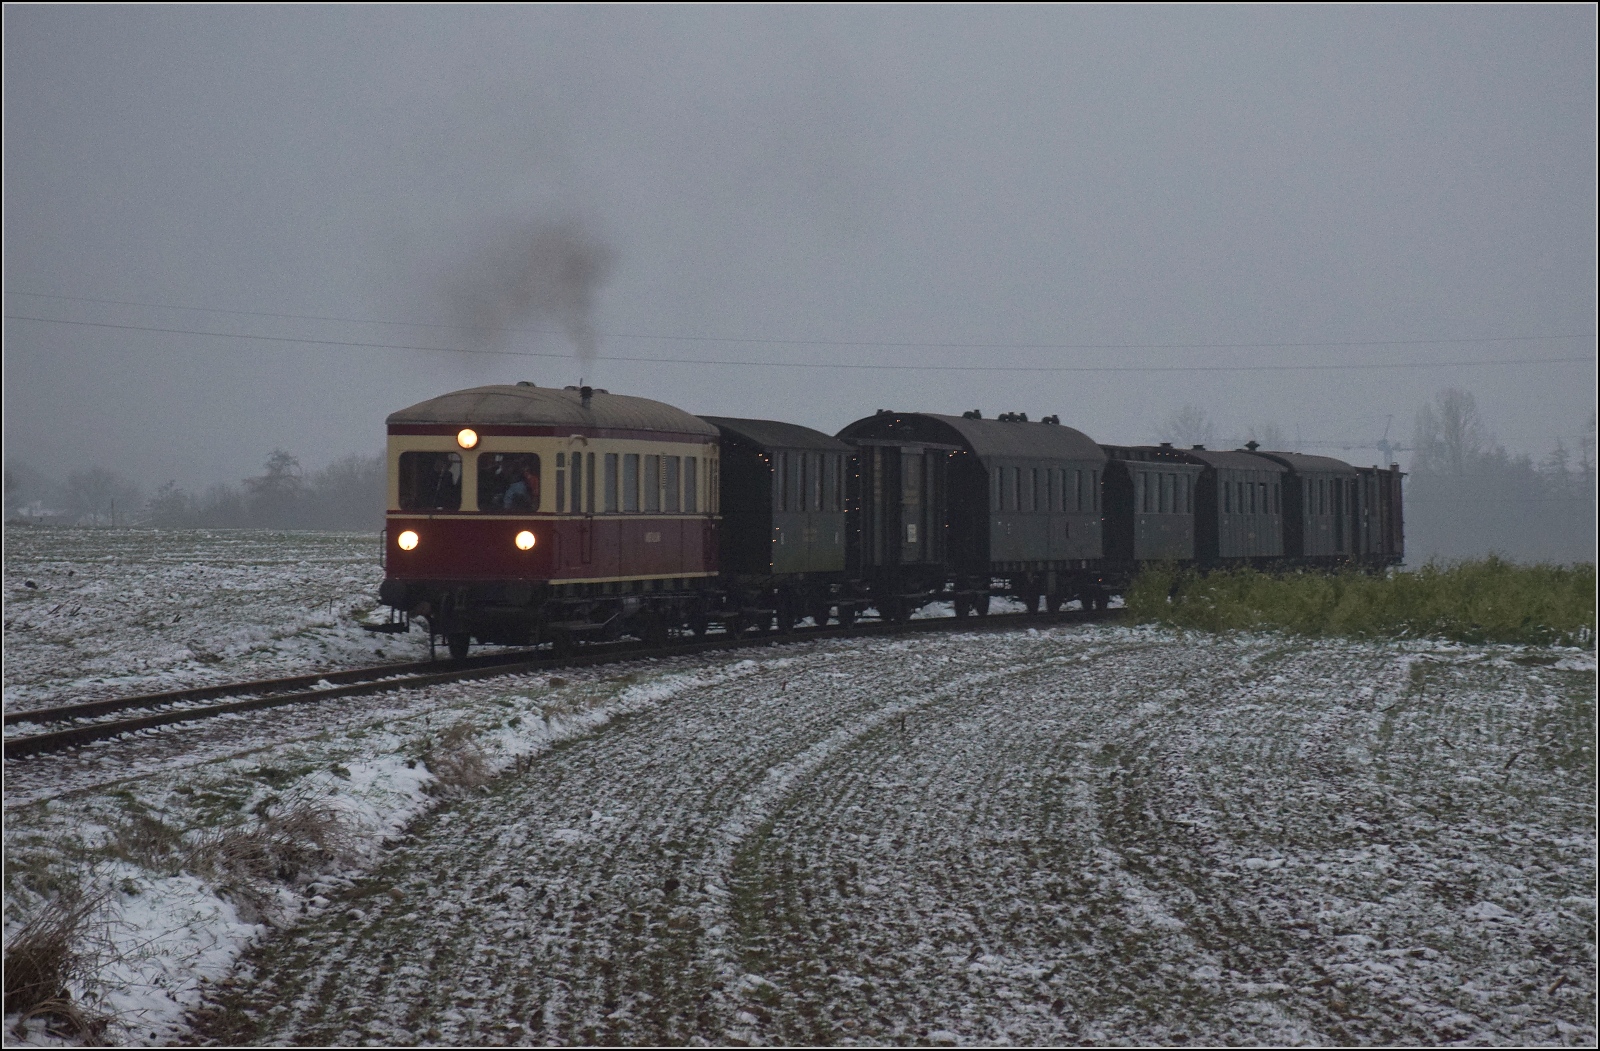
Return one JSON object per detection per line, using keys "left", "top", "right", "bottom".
{"left": 450, "top": 218, "right": 614, "bottom": 367}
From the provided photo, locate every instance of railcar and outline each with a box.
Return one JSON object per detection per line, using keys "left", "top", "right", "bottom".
{"left": 836, "top": 410, "right": 1108, "bottom": 615}
{"left": 701, "top": 416, "right": 854, "bottom": 629}
{"left": 1099, "top": 444, "right": 1206, "bottom": 566}
{"left": 379, "top": 383, "right": 721, "bottom": 657}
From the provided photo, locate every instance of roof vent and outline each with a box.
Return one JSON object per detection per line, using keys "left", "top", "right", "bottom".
{"left": 580, "top": 385, "right": 593, "bottom": 409}
{"left": 516, "top": 380, "right": 536, "bottom": 387}
{"left": 962, "top": 409, "right": 983, "bottom": 420}
{"left": 1192, "top": 444, "right": 1206, "bottom": 451}
{"left": 1042, "top": 415, "right": 1060, "bottom": 425}
{"left": 1245, "top": 440, "right": 1260, "bottom": 452}
{"left": 876, "top": 408, "right": 892, "bottom": 415}
{"left": 1159, "top": 442, "right": 1173, "bottom": 449}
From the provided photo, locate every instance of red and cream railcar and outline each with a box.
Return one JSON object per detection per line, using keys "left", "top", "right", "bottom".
{"left": 378, "top": 383, "right": 721, "bottom": 657}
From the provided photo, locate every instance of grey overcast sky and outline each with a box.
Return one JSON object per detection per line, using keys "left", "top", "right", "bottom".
{"left": 4, "top": 6, "right": 1595, "bottom": 489}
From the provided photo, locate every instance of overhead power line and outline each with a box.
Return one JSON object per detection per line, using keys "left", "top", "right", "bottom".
{"left": 4, "top": 314, "right": 1595, "bottom": 374}
{"left": 5, "top": 290, "right": 1596, "bottom": 352}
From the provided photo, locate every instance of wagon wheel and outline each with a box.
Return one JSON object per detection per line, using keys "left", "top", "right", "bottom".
{"left": 725, "top": 613, "right": 745, "bottom": 637}
{"left": 688, "top": 611, "right": 710, "bottom": 637}
{"left": 1028, "top": 592, "right": 1044, "bottom": 615}
{"left": 975, "top": 593, "right": 991, "bottom": 617}
{"left": 1047, "top": 592, "right": 1064, "bottom": 613}
{"left": 953, "top": 594, "right": 971, "bottom": 618}
{"left": 775, "top": 597, "right": 796, "bottom": 634}
{"left": 446, "top": 633, "right": 471, "bottom": 660}
{"left": 809, "top": 602, "right": 832, "bottom": 627}
{"left": 643, "top": 614, "right": 671, "bottom": 648}
{"left": 836, "top": 605, "right": 855, "bottom": 628}
{"left": 550, "top": 629, "right": 575, "bottom": 659}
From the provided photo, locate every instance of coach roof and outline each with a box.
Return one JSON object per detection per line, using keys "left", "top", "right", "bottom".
{"left": 388, "top": 385, "right": 718, "bottom": 437}
{"left": 1251, "top": 451, "right": 1358, "bottom": 476}
{"left": 839, "top": 412, "right": 1106, "bottom": 463}
{"left": 701, "top": 417, "right": 852, "bottom": 452}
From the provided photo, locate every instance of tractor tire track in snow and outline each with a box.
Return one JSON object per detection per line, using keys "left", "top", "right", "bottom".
{"left": 199, "top": 629, "right": 1594, "bottom": 1046}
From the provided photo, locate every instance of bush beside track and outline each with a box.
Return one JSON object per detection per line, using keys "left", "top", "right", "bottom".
{"left": 1124, "top": 556, "right": 1596, "bottom": 647}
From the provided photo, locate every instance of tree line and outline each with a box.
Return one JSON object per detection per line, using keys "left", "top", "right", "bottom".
{"left": 3, "top": 450, "right": 386, "bottom": 532}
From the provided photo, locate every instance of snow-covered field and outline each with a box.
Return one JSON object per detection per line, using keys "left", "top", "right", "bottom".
{"left": 3, "top": 526, "right": 426, "bottom": 714}
{"left": 3, "top": 529, "right": 1595, "bottom": 1047}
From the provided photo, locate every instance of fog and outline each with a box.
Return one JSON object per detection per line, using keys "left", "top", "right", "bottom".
{"left": 4, "top": 8, "right": 1595, "bottom": 557}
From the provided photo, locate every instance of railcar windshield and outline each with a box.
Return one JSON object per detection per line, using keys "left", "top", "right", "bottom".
{"left": 477, "top": 453, "right": 542, "bottom": 511}
{"left": 398, "top": 451, "right": 462, "bottom": 511}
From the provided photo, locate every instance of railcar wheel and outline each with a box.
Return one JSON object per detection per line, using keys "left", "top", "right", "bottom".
{"left": 809, "top": 603, "right": 831, "bottom": 627}
{"left": 1047, "top": 593, "right": 1064, "bottom": 613}
{"left": 975, "top": 593, "right": 991, "bottom": 617}
{"left": 446, "top": 633, "right": 471, "bottom": 660}
{"left": 837, "top": 605, "right": 856, "bottom": 628}
{"left": 953, "top": 594, "right": 971, "bottom": 618}
{"left": 688, "top": 612, "right": 709, "bottom": 637}
{"left": 726, "top": 613, "right": 745, "bottom": 637}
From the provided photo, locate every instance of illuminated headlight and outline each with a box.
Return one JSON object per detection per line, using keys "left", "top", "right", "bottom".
{"left": 397, "top": 530, "right": 420, "bottom": 551}
{"left": 456, "top": 428, "right": 479, "bottom": 449}
{"left": 515, "top": 530, "right": 536, "bottom": 551}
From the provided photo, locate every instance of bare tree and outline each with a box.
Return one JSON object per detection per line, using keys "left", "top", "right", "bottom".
{"left": 246, "top": 449, "right": 306, "bottom": 527}
{"left": 1412, "top": 387, "right": 1486, "bottom": 476}
{"left": 1246, "top": 421, "right": 1289, "bottom": 451}
{"left": 61, "top": 468, "right": 142, "bottom": 526}
{"left": 1158, "top": 405, "right": 1217, "bottom": 448}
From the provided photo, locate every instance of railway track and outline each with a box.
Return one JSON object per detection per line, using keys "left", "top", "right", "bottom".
{"left": 3, "top": 607, "right": 1116, "bottom": 760}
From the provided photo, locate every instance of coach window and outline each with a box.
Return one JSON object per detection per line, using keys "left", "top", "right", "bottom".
{"left": 571, "top": 452, "right": 584, "bottom": 513}
{"left": 476, "top": 452, "right": 541, "bottom": 512}
{"left": 399, "top": 451, "right": 462, "bottom": 511}
{"left": 644, "top": 456, "right": 661, "bottom": 513}
{"left": 684, "top": 456, "right": 698, "bottom": 513}
{"left": 554, "top": 453, "right": 567, "bottom": 512}
{"left": 1223, "top": 477, "right": 1232, "bottom": 514}
{"left": 623, "top": 454, "right": 640, "bottom": 512}
{"left": 665, "top": 456, "right": 681, "bottom": 513}
{"left": 604, "top": 454, "right": 619, "bottom": 512}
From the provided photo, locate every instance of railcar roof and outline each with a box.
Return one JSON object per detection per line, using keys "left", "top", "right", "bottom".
{"left": 839, "top": 412, "right": 1106, "bottom": 463}
{"left": 1252, "top": 450, "right": 1358, "bottom": 476}
{"left": 1178, "top": 449, "right": 1288, "bottom": 472}
{"left": 700, "top": 416, "right": 852, "bottom": 452}
{"left": 388, "top": 385, "right": 718, "bottom": 436}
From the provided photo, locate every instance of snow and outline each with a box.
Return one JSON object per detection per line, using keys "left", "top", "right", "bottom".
{"left": 4, "top": 529, "right": 1593, "bottom": 1046}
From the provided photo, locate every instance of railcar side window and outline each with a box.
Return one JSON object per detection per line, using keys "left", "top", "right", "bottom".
{"left": 1092, "top": 470, "right": 1100, "bottom": 512}
{"left": 665, "top": 456, "right": 681, "bottom": 513}
{"left": 1223, "top": 478, "right": 1232, "bottom": 513}
{"left": 623, "top": 454, "right": 640, "bottom": 512}
{"left": 991, "top": 467, "right": 1001, "bottom": 510}
{"left": 476, "top": 453, "right": 541, "bottom": 512}
{"left": 605, "top": 454, "right": 619, "bottom": 512}
{"left": 645, "top": 456, "right": 661, "bottom": 513}
{"left": 399, "top": 451, "right": 462, "bottom": 511}
{"left": 684, "top": 456, "right": 698, "bottom": 513}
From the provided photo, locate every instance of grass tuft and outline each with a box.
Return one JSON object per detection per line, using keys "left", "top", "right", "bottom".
{"left": 3, "top": 886, "right": 114, "bottom": 1041}
{"left": 422, "top": 721, "right": 494, "bottom": 795}
{"left": 1125, "top": 557, "right": 1596, "bottom": 647}
{"left": 186, "top": 793, "right": 356, "bottom": 912}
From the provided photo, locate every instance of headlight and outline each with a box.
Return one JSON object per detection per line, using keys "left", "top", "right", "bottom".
{"left": 456, "top": 428, "right": 479, "bottom": 449}
{"left": 515, "top": 530, "right": 536, "bottom": 550}
{"left": 397, "top": 530, "right": 419, "bottom": 551}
